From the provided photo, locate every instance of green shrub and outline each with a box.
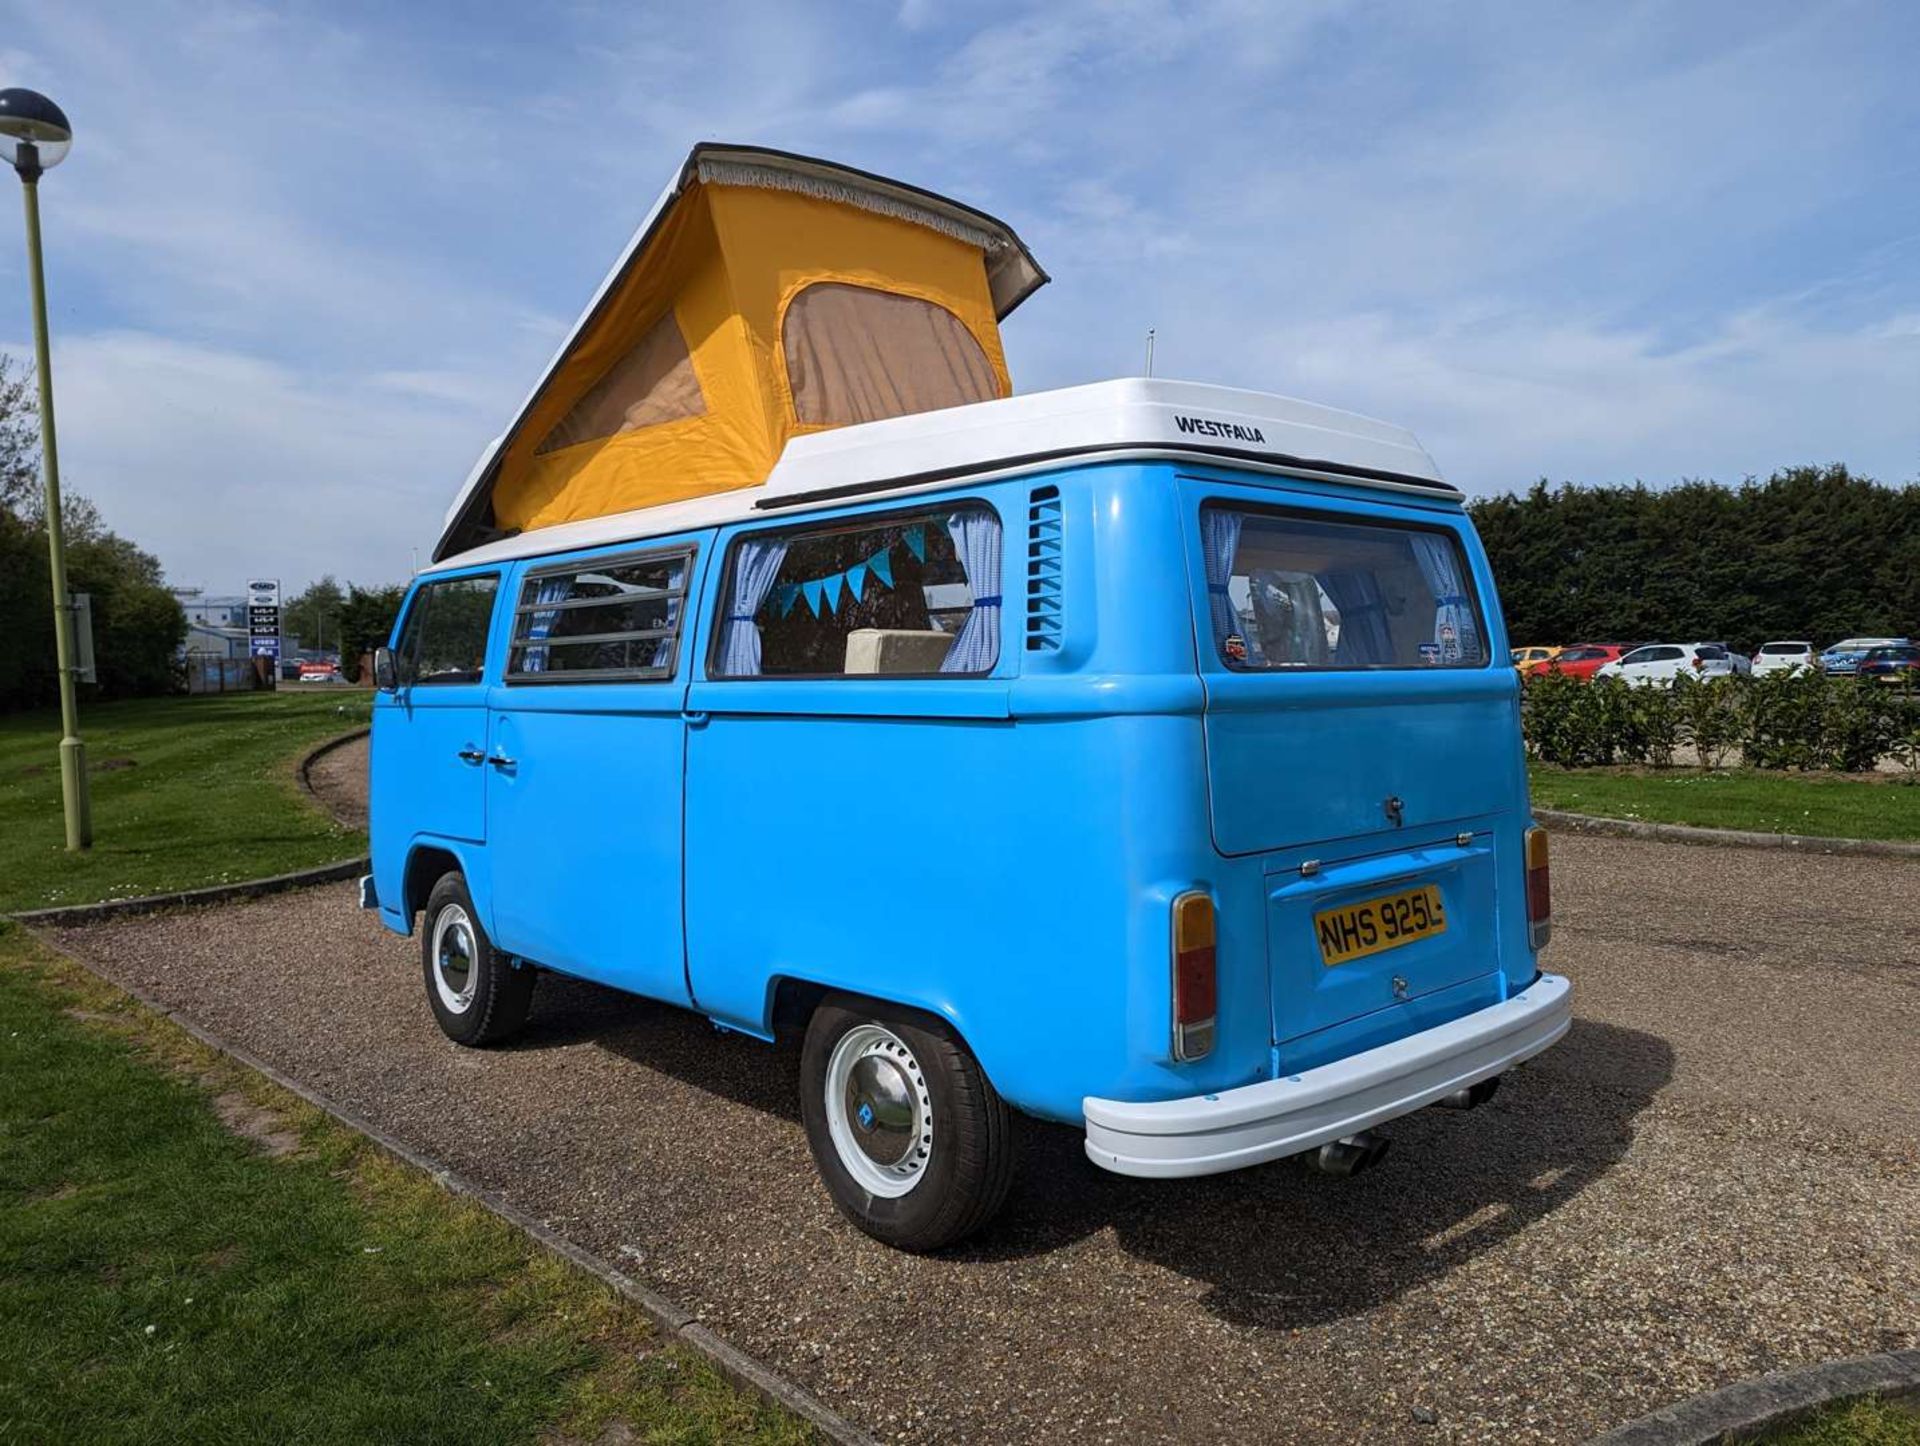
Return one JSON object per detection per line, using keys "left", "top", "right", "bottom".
{"left": 1620, "top": 678, "right": 1681, "bottom": 766}
{"left": 1820, "top": 675, "right": 1899, "bottom": 772}
{"left": 1525, "top": 667, "right": 1901, "bottom": 774}
{"left": 1738, "top": 667, "right": 1827, "bottom": 769}
{"left": 1674, "top": 673, "right": 1739, "bottom": 768}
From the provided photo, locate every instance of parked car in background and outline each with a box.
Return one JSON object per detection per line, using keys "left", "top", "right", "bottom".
{"left": 1753, "top": 641, "right": 1815, "bottom": 675}
{"left": 1594, "top": 643, "right": 1743, "bottom": 686}
{"left": 297, "top": 660, "right": 343, "bottom": 683}
{"left": 1698, "top": 644, "right": 1752, "bottom": 676}
{"left": 1858, "top": 644, "right": 1920, "bottom": 687}
{"left": 1821, "top": 637, "right": 1908, "bottom": 675}
{"left": 1542, "top": 643, "right": 1626, "bottom": 681}
{"left": 1512, "top": 645, "right": 1561, "bottom": 674}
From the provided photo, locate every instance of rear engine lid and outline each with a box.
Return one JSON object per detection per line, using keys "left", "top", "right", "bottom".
{"left": 1265, "top": 825, "right": 1504, "bottom": 1049}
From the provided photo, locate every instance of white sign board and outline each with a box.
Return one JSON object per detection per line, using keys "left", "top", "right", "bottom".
{"left": 246, "top": 578, "right": 281, "bottom": 608}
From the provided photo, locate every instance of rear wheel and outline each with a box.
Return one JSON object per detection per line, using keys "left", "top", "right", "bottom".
{"left": 800, "top": 996, "right": 1015, "bottom": 1252}
{"left": 421, "top": 872, "right": 533, "bottom": 1046}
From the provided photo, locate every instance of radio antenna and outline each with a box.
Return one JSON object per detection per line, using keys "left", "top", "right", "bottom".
{"left": 1144, "top": 328, "right": 1156, "bottom": 378}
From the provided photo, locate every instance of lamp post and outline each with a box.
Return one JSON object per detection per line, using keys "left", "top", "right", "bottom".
{"left": 0, "top": 88, "right": 88, "bottom": 850}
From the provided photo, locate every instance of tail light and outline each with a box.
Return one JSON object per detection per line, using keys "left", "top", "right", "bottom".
{"left": 1524, "top": 826, "right": 1552, "bottom": 952}
{"left": 1690, "top": 655, "right": 1704, "bottom": 669}
{"left": 1171, "top": 891, "right": 1217, "bottom": 1061}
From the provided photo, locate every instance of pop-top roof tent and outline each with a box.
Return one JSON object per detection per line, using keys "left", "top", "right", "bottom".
{"left": 434, "top": 143, "right": 1048, "bottom": 562}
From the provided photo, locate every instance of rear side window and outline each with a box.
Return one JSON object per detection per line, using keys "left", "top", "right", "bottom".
{"left": 1200, "top": 505, "right": 1488, "bottom": 669}
{"left": 506, "top": 548, "right": 694, "bottom": 682}
{"left": 1761, "top": 642, "right": 1808, "bottom": 654}
{"left": 713, "top": 503, "right": 1001, "bottom": 678}
{"left": 395, "top": 575, "right": 499, "bottom": 686}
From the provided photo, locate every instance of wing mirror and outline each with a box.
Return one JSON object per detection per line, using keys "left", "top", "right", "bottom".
{"left": 372, "top": 646, "right": 399, "bottom": 693}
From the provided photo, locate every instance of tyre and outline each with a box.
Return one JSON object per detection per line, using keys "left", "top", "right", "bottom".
{"left": 799, "top": 995, "right": 1015, "bottom": 1252}
{"left": 420, "top": 871, "right": 534, "bottom": 1047}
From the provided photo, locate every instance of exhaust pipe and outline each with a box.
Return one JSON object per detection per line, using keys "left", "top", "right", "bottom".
{"left": 1435, "top": 1077, "right": 1501, "bottom": 1112}
{"left": 1310, "top": 1131, "right": 1391, "bottom": 1177}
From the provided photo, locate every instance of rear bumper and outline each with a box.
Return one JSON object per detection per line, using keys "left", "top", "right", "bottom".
{"left": 1082, "top": 972, "right": 1572, "bottom": 1179}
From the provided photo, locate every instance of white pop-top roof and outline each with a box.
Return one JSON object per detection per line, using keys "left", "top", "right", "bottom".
{"left": 430, "top": 378, "right": 1454, "bottom": 573}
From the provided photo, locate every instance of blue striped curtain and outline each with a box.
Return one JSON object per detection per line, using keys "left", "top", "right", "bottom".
{"left": 1322, "top": 570, "right": 1393, "bottom": 664}
{"left": 1410, "top": 534, "right": 1481, "bottom": 664}
{"left": 719, "top": 539, "right": 789, "bottom": 676}
{"left": 650, "top": 557, "right": 687, "bottom": 669}
{"left": 1200, "top": 510, "right": 1243, "bottom": 651}
{"left": 940, "top": 510, "right": 1002, "bottom": 673}
{"left": 522, "top": 575, "right": 572, "bottom": 672}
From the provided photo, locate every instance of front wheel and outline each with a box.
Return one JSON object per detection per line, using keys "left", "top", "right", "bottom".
{"left": 420, "top": 872, "right": 533, "bottom": 1047}
{"left": 800, "top": 996, "right": 1015, "bottom": 1252}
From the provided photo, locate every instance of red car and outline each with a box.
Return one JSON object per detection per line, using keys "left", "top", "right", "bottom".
{"left": 1542, "top": 643, "right": 1627, "bottom": 681}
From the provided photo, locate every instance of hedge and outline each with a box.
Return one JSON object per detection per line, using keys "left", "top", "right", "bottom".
{"left": 1520, "top": 668, "right": 1920, "bottom": 772}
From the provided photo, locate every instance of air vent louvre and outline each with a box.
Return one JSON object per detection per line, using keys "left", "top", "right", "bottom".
{"left": 1024, "top": 484, "right": 1063, "bottom": 652}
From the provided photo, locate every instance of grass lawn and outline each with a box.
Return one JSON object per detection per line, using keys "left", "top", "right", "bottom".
{"left": 0, "top": 691, "right": 369, "bottom": 913}
{"left": 1528, "top": 764, "right": 1920, "bottom": 841}
{"left": 0, "top": 923, "right": 808, "bottom": 1444}
{"left": 1761, "top": 1396, "right": 1920, "bottom": 1445}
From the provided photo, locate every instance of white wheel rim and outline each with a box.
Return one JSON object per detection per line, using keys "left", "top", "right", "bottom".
{"left": 431, "top": 904, "right": 478, "bottom": 1015}
{"left": 824, "top": 1023, "right": 933, "bottom": 1199}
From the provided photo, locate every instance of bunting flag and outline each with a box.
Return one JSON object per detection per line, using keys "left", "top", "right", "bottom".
{"left": 763, "top": 525, "right": 929, "bottom": 621}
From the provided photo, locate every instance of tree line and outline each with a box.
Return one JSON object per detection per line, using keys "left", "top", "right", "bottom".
{"left": 281, "top": 575, "right": 404, "bottom": 685}
{"left": 1469, "top": 465, "right": 1920, "bottom": 653}
{"left": 0, "top": 357, "right": 187, "bottom": 711}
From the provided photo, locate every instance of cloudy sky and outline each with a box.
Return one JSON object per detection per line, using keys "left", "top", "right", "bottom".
{"left": 2, "top": 0, "right": 1916, "bottom": 594}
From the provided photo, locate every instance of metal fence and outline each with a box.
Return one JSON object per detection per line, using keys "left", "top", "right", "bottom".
{"left": 182, "top": 654, "right": 260, "bottom": 695}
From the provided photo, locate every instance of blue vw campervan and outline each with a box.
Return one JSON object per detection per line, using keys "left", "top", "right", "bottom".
{"left": 367, "top": 145, "right": 1566, "bottom": 1250}
{"left": 366, "top": 375, "right": 1569, "bottom": 1252}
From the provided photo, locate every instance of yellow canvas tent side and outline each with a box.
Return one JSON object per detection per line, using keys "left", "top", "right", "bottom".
{"left": 436, "top": 144, "right": 1046, "bottom": 561}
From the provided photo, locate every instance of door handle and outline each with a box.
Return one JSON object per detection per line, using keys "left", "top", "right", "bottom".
{"left": 486, "top": 750, "right": 517, "bottom": 769}
{"left": 456, "top": 746, "right": 485, "bottom": 764}
{"left": 684, "top": 710, "right": 709, "bottom": 728}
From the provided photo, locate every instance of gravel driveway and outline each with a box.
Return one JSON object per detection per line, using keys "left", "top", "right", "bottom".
{"left": 45, "top": 835, "right": 1919, "bottom": 1444}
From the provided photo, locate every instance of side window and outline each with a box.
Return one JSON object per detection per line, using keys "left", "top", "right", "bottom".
{"left": 713, "top": 504, "right": 1001, "bottom": 678}
{"left": 506, "top": 548, "right": 694, "bottom": 682}
{"left": 395, "top": 575, "right": 499, "bottom": 686}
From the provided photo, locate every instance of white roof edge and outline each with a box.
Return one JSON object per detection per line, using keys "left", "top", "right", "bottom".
{"left": 428, "top": 378, "right": 1454, "bottom": 574}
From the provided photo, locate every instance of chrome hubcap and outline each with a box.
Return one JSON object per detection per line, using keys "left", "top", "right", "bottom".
{"left": 431, "top": 905, "right": 477, "bottom": 1014}
{"left": 824, "top": 1024, "right": 932, "bottom": 1198}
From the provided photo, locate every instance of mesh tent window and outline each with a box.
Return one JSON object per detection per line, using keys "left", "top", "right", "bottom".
{"left": 782, "top": 282, "right": 999, "bottom": 426}
{"left": 537, "top": 311, "right": 706, "bottom": 456}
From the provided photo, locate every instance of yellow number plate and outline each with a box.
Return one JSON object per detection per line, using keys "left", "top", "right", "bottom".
{"left": 1314, "top": 884, "right": 1447, "bottom": 967}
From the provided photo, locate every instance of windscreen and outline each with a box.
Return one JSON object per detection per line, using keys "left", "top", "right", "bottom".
{"left": 1199, "top": 505, "right": 1488, "bottom": 669}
